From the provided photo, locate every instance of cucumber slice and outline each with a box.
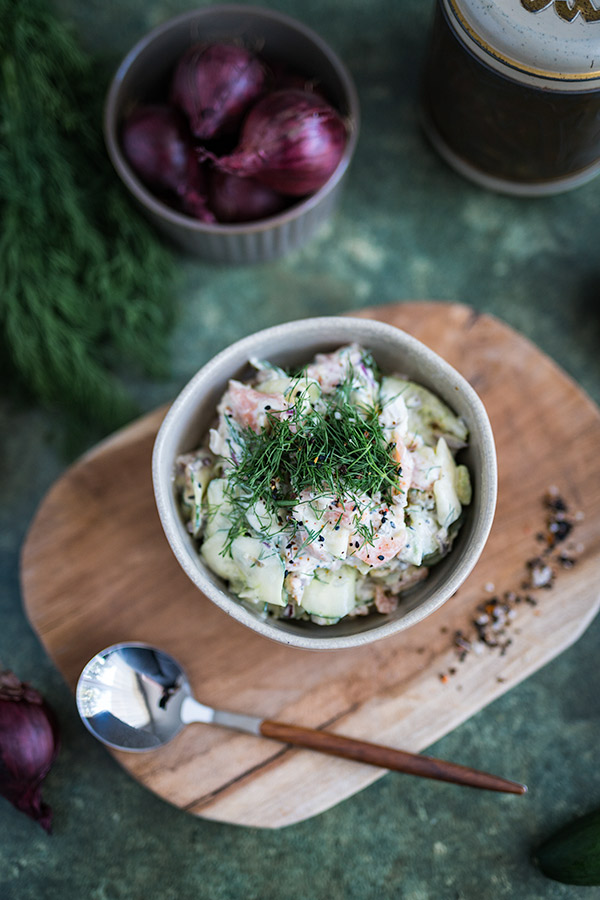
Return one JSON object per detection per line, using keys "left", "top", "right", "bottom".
{"left": 380, "top": 377, "right": 468, "bottom": 447}
{"left": 200, "top": 533, "right": 240, "bottom": 581}
{"left": 433, "top": 437, "right": 462, "bottom": 528}
{"left": 535, "top": 808, "right": 600, "bottom": 885}
{"left": 256, "top": 375, "right": 320, "bottom": 407}
{"left": 301, "top": 567, "right": 357, "bottom": 619}
{"left": 231, "top": 536, "right": 286, "bottom": 607}
{"left": 402, "top": 507, "right": 439, "bottom": 566}
{"left": 204, "top": 478, "right": 234, "bottom": 538}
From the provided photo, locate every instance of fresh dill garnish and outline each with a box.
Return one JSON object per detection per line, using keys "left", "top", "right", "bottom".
{"left": 221, "top": 367, "right": 400, "bottom": 552}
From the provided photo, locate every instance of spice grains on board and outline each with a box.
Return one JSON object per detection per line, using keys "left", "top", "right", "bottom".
{"left": 438, "top": 488, "right": 584, "bottom": 682}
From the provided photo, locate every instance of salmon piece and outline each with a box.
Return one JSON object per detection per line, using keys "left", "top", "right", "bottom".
{"left": 305, "top": 344, "right": 377, "bottom": 396}
{"left": 351, "top": 529, "right": 406, "bottom": 567}
{"left": 220, "top": 380, "right": 287, "bottom": 431}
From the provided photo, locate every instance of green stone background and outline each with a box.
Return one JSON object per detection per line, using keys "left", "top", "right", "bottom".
{"left": 2, "top": 1, "right": 600, "bottom": 897}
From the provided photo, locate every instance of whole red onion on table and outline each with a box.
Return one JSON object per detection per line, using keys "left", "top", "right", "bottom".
{"left": 0, "top": 670, "right": 60, "bottom": 833}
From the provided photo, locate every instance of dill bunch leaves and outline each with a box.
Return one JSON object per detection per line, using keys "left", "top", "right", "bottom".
{"left": 0, "top": 0, "right": 176, "bottom": 431}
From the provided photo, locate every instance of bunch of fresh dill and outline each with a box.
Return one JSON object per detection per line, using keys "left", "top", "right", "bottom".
{"left": 0, "top": 0, "right": 176, "bottom": 433}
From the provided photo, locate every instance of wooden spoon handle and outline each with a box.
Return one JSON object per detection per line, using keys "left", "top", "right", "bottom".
{"left": 259, "top": 720, "right": 527, "bottom": 795}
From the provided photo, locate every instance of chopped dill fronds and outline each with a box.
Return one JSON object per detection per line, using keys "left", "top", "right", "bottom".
{"left": 221, "top": 367, "right": 400, "bottom": 552}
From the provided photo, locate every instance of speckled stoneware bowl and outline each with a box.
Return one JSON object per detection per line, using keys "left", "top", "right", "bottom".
{"left": 152, "top": 316, "right": 497, "bottom": 650}
{"left": 104, "top": 5, "right": 359, "bottom": 263}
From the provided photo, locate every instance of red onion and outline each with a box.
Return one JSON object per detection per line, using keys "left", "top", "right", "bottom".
{"left": 213, "top": 89, "right": 347, "bottom": 196}
{"left": 208, "top": 170, "right": 288, "bottom": 223}
{"left": 122, "top": 104, "right": 214, "bottom": 221}
{"left": 266, "top": 62, "right": 323, "bottom": 97}
{"left": 0, "top": 670, "right": 60, "bottom": 833}
{"left": 170, "top": 43, "right": 267, "bottom": 140}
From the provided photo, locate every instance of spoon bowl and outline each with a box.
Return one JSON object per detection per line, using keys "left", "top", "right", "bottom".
{"left": 76, "top": 642, "right": 527, "bottom": 795}
{"left": 76, "top": 643, "right": 192, "bottom": 751}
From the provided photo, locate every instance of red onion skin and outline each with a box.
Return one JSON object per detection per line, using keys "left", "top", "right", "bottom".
{"left": 0, "top": 671, "right": 60, "bottom": 833}
{"left": 208, "top": 170, "right": 288, "bottom": 223}
{"left": 122, "top": 104, "right": 214, "bottom": 222}
{"left": 214, "top": 89, "right": 347, "bottom": 196}
{"left": 170, "top": 43, "right": 267, "bottom": 140}
{"left": 266, "top": 62, "right": 323, "bottom": 97}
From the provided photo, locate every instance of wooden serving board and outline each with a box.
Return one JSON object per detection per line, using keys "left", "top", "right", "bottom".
{"left": 21, "top": 302, "right": 600, "bottom": 828}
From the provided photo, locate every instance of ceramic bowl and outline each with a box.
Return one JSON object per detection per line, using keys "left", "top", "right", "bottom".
{"left": 104, "top": 5, "right": 359, "bottom": 263}
{"left": 152, "top": 316, "right": 497, "bottom": 650}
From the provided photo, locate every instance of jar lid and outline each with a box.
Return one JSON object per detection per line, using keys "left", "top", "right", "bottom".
{"left": 444, "top": 0, "right": 600, "bottom": 83}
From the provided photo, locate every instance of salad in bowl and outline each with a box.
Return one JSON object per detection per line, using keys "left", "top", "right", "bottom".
{"left": 152, "top": 316, "right": 496, "bottom": 650}
{"left": 175, "top": 343, "right": 472, "bottom": 626}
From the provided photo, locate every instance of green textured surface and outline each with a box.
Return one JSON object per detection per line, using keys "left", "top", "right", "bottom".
{"left": 2, "top": 1, "right": 600, "bottom": 897}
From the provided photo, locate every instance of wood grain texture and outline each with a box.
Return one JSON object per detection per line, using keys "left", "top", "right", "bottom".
{"left": 20, "top": 302, "right": 600, "bottom": 827}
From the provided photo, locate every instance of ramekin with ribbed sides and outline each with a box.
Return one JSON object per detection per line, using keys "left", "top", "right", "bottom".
{"left": 152, "top": 317, "right": 497, "bottom": 650}
{"left": 104, "top": 5, "right": 359, "bottom": 263}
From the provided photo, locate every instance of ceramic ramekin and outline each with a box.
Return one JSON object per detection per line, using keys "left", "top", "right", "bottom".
{"left": 104, "top": 5, "right": 359, "bottom": 263}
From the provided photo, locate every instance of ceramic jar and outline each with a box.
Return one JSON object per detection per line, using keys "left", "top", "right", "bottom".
{"left": 421, "top": 0, "right": 600, "bottom": 195}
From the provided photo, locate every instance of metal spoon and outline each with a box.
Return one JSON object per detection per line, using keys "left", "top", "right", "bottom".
{"left": 76, "top": 642, "right": 527, "bottom": 794}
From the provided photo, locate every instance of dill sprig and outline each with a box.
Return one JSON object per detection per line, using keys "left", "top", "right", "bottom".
{"left": 0, "top": 0, "right": 176, "bottom": 434}
{"left": 222, "top": 370, "right": 400, "bottom": 550}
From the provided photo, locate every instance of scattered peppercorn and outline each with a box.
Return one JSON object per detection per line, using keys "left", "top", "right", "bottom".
{"left": 438, "top": 489, "right": 583, "bottom": 683}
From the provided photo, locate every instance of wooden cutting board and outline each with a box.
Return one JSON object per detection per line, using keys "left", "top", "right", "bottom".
{"left": 20, "top": 302, "right": 600, "bottom": 828}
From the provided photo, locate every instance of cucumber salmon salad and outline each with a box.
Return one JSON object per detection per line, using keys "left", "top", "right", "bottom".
{"left": 175, "top": 344, "right": 472, "bottom": 625}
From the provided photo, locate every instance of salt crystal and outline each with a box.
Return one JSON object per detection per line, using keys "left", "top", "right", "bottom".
{"left": 531, "top": 563, "right": 553, "bottom": 587}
